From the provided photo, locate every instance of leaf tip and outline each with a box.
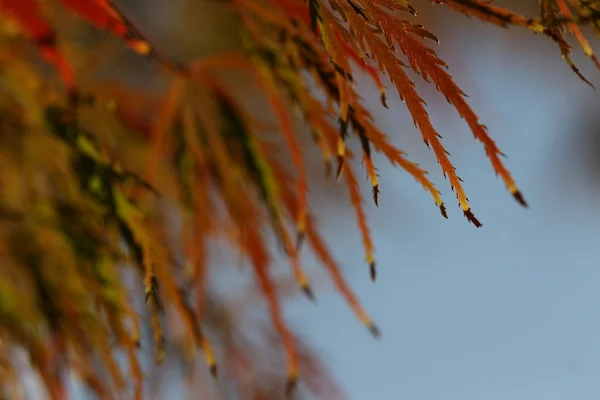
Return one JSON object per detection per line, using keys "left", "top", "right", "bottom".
{"left": 439, "top": 203, "right": 448, "bottom": 219}
{"left": 296, "top": 231, "right": 305, "bottom": 250}
{"left": 512, "top": 189, "right": 528, "bottom": 208}
{"left": 335, "top": 155, "right": 345, "bottom": 180}
{"left": 381, "top": 92, "right": 389, "bottom": 109}
{"left": 285, "top": 373, "right": 298, "bottom": 398}
{"left": 372, "top": 184, "right": 380, "bottom": 207}
{"left": 209, "top": 363, "right": 218, "bottom": 378}
{"left": 367, "top": 321, "right": 381, "bottom": 338}
{"left": 463, "top": 208, "right": 482, "bottom": 228}
{"left": 369, "top": 261, "right": 377, "bottom": 281}
{"left": 301, "top": 282, "right": 316, "bottom": 301}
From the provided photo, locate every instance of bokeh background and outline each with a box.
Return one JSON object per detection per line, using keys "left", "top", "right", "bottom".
{"left": 52, "top": 0, "right": 600, "bottom": 398}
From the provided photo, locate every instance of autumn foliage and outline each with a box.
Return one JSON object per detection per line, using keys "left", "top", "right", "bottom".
{"left": 0, "top": 0, "right": 598, "bottom": 398}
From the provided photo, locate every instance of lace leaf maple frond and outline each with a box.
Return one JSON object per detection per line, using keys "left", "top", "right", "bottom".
{"left": 0, "top": 0, "right": 598, "bottom": 398}
{"left": 437, "top": 0, "right": 544, "bottom": 30}
{"left": 437, "top": 0, "right": 600, "bottom": 86}
{"left": 322, "top": 0, "right": 526, "bottom": 223}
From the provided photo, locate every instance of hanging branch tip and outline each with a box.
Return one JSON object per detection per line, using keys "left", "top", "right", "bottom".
{"left": 369, "top": 261, "right": 377, "bottom": 281}
{"left": 209, "top": 363, "right": 218, "bottom": 378}
{"left": 512, "top": 190, "right": 528, "bottom": 208}
{"left": 301, "top": 283, "right": 316, "bottom": 301}
{"left": 285, "top": 373, "right": 298, "bottom": 398}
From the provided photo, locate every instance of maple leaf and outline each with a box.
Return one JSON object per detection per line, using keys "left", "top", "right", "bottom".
{"left": 438, "top": 0, "right": 600, "bottom": 85}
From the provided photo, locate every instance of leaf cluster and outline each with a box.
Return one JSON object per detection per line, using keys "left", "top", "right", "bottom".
{"left": 0, "top": 0, "right": 598, "bottom": 398}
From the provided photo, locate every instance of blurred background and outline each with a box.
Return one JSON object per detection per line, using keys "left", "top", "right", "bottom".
{"left": 48, "top": 0, "right": 600, "bottom": 398}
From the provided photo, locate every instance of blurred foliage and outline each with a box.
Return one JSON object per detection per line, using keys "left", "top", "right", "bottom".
{"left": 0, "top": 0, "right": 598, "bottom": 399}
